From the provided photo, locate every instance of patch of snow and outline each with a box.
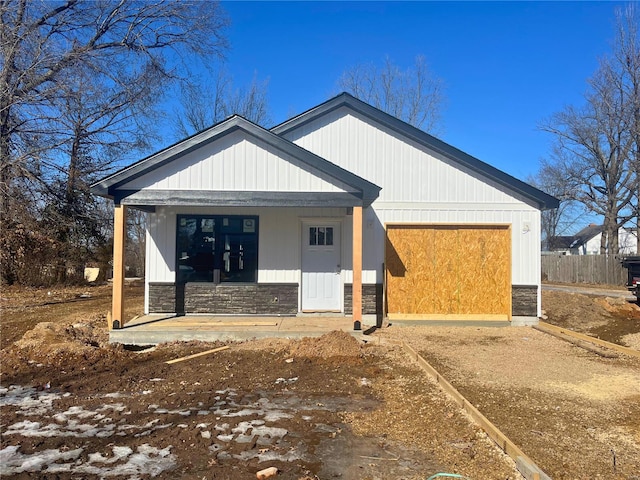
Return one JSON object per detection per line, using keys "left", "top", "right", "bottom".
{"left": 0, "top": 445, "right": 83, "bottom": 475}
{"left": 263, "top": 410, "right": 293, "bottom": 422}
{"left": 87, "top": 446, "right": 133, "bottom": 464}
{"left": 1, "top": 443, "right": 175, "bottom": 478}
{"left": 0, "top": 385, "right": 62, "bottom": 415}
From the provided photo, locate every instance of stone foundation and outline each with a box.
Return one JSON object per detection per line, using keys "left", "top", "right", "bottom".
{"left": 148, "top": 283, "right": 298, "bottom": 315}
{"left": 148, "top": 283, "right": 176, "bottom": 313}
{"left": 344, "top": 283, "right": 383, "bottom": 316}
{"left": 149, "top": 282, "right": 536, "bottom": 318}
{"left": 512, "top": 285, "right": 538, "bottom": 316}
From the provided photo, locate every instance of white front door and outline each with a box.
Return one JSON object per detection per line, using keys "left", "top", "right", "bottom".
{"left": 301, "top": 222, "right": 341, "bottom": 312}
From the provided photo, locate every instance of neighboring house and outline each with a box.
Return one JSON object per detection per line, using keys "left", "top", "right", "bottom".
{"left": 549, "top": 224, "right": 638, "bottom": 255}
{"left": 545, "top": 236, "right": 575, "bottom": 255}
{"left": 91, "top": 93, "right": 558, "bottom": 329}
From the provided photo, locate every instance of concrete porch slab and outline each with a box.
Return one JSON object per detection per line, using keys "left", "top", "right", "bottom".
{"left": 109, "top": 314, "right": 376, "bottom": 346}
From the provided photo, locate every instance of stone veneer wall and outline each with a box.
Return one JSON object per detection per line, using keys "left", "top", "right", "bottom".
{"left": 148, "top": 283, "right": 298, "bottom": 315}
{"left": 511, "top": 285, "right": 538, "bottom": 316}
{"left": 344, "top": 284, "right": 383, "bottom": 316}
{"left": 148, "top": 283, "right": 177, "bottom": 313}
{"left": 149, "top": 282, "right": 535, "bottom": 318}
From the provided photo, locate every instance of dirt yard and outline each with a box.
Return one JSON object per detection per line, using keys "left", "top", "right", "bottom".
{"left": 1, "top": 284, "right": 640, "bottom": 479}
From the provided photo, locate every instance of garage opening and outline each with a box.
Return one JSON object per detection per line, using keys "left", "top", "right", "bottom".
{"left": 385, "top": 224, "right": 511, "bottom": 320}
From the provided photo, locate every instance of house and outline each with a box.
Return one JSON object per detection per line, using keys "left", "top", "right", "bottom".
{"left": 548, "top": 224, "right": 638, "bottom": 255}
{"left": 544, "top": 235, "right": 575, "bottom": 255}
{"left": 91, "top": 93, "right": 558, "bottom": 330}
{"left": 571, "top": 224, "right": 637, "bottom": 255}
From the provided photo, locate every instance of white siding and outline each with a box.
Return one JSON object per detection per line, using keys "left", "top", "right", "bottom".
{"left": 146, "top": 206, "right": 348, "bottom": 286}
{"left": 146, "top": 204, "right": 541, "bottom": 315}
{"left": 282, "top": 106, "right": 543, "bottom": 315}
{"left": 121, "top": 130, "right": 354, "bottom": 194}
{"left": 579, "top": 228, "right": 638, "bottom": 255}
{"left": 283, "top": 107, "right": 528, "bottom": 205}
{"left": 147, "top": 207, "right": 177, "bottom": 283}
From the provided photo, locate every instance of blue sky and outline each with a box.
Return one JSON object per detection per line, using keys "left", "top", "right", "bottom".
{"left": 214, "top": 1, "right": 625, "bottom": 182}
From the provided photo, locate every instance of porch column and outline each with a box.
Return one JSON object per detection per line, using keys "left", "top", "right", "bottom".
{"left": 111, "top": 204, "right": 127, "bottom": 329}
{"left": 352, "top": 205, "right": 363, "bottom": 330}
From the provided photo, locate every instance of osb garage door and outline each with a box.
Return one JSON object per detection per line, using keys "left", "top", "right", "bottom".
{"left": 385, "top": 225, "right": 511, "bottom": 320}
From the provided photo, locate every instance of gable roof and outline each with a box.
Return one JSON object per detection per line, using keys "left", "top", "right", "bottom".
{"left": 272, "top": 92, "right": 559, "bottom": 210}
{"left": 547, "top": 236, "right": 576, "bottom": 250}
{"left": 570, "top": 224, "right": 603, "bottom": 247}
{"left": 91, "top": 115, "right": 381, "bottom": 207}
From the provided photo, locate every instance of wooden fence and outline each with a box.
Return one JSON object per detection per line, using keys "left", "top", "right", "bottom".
{"left": 541, "top": 254, "right": 628, "bottom": 286}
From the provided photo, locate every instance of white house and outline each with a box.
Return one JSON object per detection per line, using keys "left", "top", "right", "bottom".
{"left": 91, "top": 93, "right": 558, "bottom": 329}
{"left": 569, "top": 224, "right": 638, "bottom": 255}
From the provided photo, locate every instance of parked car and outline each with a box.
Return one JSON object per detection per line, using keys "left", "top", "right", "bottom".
{"left": 621, "top": 256, "right": 640, "bottom": 300}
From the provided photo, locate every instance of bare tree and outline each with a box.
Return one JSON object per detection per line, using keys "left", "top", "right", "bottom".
{"left": 337, "top": 55, "right": 444, "bottom": 132}
{"left": 607, "top": 4, "right": 640, "bottom": 251}
{"left": 540, "top": 4, "right": 640, "bottom": 255}
{"left": 529, "top": 152, "right": 585, "bottom": 250}
{"left": 175, "top": 69, "right": 271, "bottom": 137}
{"left": 541, "top": 60, "right": 635, "bottom": 254}
{"left": 0, "top": 0, "right": 229, "bottom": 284}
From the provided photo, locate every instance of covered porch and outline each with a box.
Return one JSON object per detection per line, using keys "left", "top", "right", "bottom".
{"left": 91, "top": 116, "right": 381, "bottom": 336}
{"left": 108, "top": 204, "right": 371, "bottom": 332}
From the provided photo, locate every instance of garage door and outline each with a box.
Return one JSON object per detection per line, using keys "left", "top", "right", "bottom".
{"left": 385, "top": 225, "right": 511, "bottom": 320}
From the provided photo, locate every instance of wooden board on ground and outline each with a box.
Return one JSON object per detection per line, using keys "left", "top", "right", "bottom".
{"left": 536, "top": 321, "right": 640, "bottom": 359}
{"left": 402, "top": 342, "right": 550, "bottom": 480}
{"left": 166, "top": 345, "right": 230, "bottom": 364}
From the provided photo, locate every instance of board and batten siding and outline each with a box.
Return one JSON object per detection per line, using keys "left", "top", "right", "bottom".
{"left": 120, "top": 130, "right": 354, "bottom": 194}
{"left": 282, "top": 107, "right": 542, "bottom": 316}
{"left": 281, "top": 107, "right": 527, "bottom": 205}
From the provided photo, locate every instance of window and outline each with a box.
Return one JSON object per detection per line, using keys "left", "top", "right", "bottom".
{"left": 176, "top": 215, "right": 258, "bottom": 284}
{"left": 309, "top": 226, "right": 334, "bottom": 246}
